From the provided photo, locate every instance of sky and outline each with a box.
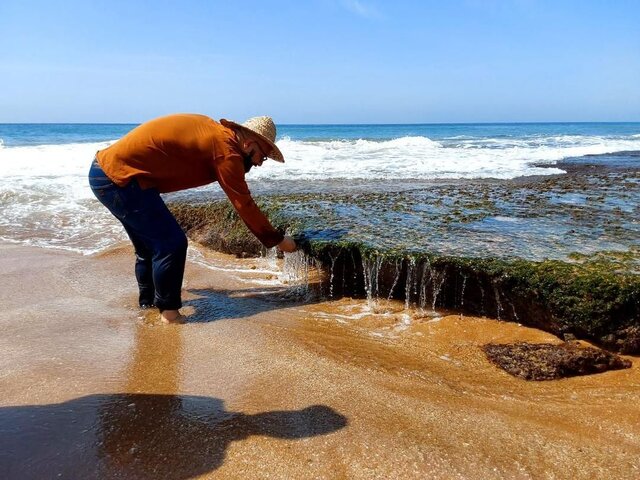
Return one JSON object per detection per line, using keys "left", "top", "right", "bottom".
{"left": 0, "top": 0, "right": 639, "bottom": 123}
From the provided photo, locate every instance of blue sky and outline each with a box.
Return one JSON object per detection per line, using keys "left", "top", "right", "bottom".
{"left": 1, "top": 0, "right": 638, "bottom": 123}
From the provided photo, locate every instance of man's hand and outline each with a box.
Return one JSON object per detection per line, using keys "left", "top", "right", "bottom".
{"left": 277, "top": 235, "right": 297, "bottom": 253}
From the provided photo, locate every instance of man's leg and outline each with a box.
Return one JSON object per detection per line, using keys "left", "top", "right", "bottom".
{"left": 89, "top": 161, "right": 157, "bottom": 309}
{"left": 145, "top": 217, "right": 188, "bottom": 314}
{"left": 114, "top": 182, "right": 188, "bottom": 320}
{"left": 122, "top": 224, "right": 155, "bottom": 308}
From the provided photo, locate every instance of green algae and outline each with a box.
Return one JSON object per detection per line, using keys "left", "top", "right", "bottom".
{"left": 233, "top": 165, "right": 639, "bottom": 261}
{"left": 483, "top": 342, "right": 632, "bottom": 380}
{"left": 170, "top": 202, "right": 266, "bottom": 257}
{"left": 466, "top": 256, "right": 640, "bottom": 346}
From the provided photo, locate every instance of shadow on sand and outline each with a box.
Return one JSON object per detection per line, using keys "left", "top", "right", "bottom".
{"left": 0, "top": 393, "right": 347, "bottom": 479}
{"left": 1, "top": 291, "right": 348, "bottom": 479}
{"left": 183, "top": 285, "right": 324, "bottom": 323}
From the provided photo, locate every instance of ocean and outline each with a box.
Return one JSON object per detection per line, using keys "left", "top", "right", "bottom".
{"left": 1, "top": 122, "right": 639, "bottom": 257}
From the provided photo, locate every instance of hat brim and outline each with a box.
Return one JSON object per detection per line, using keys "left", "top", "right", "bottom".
{"left": 220, "top": 119, "right": 285, "bottom": 163}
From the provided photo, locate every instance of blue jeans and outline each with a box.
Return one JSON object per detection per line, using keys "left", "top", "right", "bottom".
{"left": 88, "top": 159, "right": 187, "bottom": 311}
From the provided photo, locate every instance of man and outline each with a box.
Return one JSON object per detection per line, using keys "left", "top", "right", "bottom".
{"left": 88, "top": 114, "right": 296, "bottom": 324}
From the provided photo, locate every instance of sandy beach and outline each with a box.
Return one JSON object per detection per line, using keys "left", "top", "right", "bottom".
{"left": 1, "top": 242, "right": 639, "bottom": 479}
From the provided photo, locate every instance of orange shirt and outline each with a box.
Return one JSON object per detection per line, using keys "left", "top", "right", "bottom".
{"left": 96, "top": 114, "right": 283, "bottom": 247}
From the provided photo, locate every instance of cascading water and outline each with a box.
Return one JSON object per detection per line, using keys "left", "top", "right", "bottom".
{"left": 431, "top": 271, "right": 447, "bottom": 314}
{"left": 362, "top": 254, "right": 384, "bottom": 305}
{"left": 386, "top": 259, "right": 402, "bottom": 301}
{"left": 492, "top": 279, "right": 503, "bottom": 321}
{"left": 281, "top": 250, "right": 312, "bottom": 295}
{"left": 328, "top": 251, "right": 338, "bottom": 298}
{"left": 264, "top": 247, "right": 279, "bottom": 271}
{"left": 460, "top": 275, "right": 467, "bottom": 307}
{"left": 404, "top": 257, "right": 416, "bottom": 310}
{"left": 418, "top": 260, "right": 431, "bottom": 311}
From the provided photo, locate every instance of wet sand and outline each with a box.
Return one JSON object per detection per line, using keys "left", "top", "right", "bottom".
{"left": 1, "top": 242, "right": 639, "bottom": 479}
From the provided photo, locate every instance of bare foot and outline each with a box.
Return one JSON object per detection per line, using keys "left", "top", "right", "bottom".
{"left": 160, "top": 309, "right": 187, "bottom": 324}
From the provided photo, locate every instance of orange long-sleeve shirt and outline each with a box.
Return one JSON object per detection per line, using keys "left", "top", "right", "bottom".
{"left": 96, "top": 114, "right": 284, "bottom": 247}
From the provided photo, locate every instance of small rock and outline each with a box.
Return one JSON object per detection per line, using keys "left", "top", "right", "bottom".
{"left": 483, "top": 342, "right": 632, "bottom": 380}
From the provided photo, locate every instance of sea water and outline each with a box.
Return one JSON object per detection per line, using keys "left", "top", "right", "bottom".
{"left": 0, "top": 122, "right": 639, "bottom": 254}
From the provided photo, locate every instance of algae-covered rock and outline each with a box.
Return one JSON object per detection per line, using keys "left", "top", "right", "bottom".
{"left": 170, "top": 202, "right": 276, "bottom": 257}
{"left": 166, "top": 195, "right": 640, "bottom": 353}
{"left": 297, "top": 244, "right": 640, "bottom": 352}
{"left": 453, "top": 256, "right": 640, "bottom": 352}
{"left": 483, "top": 342, "right": 632, "bottom": 380}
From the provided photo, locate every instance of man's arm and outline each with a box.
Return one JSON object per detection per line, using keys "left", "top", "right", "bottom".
{"left": 213, "top": 154, "right": 295, "bottom": 251}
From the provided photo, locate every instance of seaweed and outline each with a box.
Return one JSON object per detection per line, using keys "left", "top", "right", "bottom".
{"left": 483, "top": 342, "right": 631, "bottom": 380}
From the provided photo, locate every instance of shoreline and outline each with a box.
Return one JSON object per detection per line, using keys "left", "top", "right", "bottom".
{"left": 1, "top": 242, "right": 639, "bottom": 479}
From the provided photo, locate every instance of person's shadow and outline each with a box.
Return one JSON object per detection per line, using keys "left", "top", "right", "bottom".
{"left": 1, "top": 315, "right": 347, "bottom": 479}
{"left": 0, "top": 393, "right": 347, "bottom": 479}
{"left": 183, "top": 286, "right": 323, "bottom": 323}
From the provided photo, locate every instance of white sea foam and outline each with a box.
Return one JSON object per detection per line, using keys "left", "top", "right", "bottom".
{"left": 0, "top": 140, "right": 124, "bottom": 252}
{"left": 246, "top": 134, "right": 640, "bottom": 181}
{"left": 1, "top": 133, "right": 639, "bottom": 253}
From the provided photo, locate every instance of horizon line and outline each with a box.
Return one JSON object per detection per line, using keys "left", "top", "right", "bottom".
{"left": 1, "top": 120, "right": 639, "bottom": 126}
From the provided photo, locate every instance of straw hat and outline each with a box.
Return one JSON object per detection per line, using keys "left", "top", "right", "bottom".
{"left": 220, "top": 116, "right": 285, "bottom": 163}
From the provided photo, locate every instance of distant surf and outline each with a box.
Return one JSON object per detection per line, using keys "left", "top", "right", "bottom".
{"left": 0, "top": 122, "right": 639, "bottom": 253}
